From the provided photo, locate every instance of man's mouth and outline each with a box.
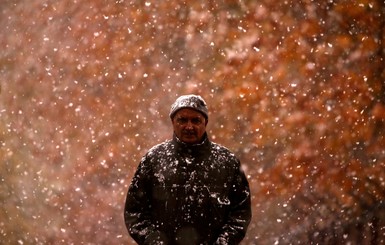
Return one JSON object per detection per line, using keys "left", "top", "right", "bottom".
{"left": 183, "top": 131, "right": 196, "bottom": 137}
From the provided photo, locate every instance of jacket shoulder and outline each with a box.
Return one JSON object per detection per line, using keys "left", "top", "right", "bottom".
{"left": 210, "top": 142, "right": 240, "bottom": 165}
{"left": 143, "top": 140, "right": 173, "bottom": 159}
{"left": 210, "top": 142, "right": 236, "bottom": 155}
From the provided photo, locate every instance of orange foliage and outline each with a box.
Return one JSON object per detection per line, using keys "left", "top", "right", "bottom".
{"left": 1, "top": 0, "right": 385, "bottom": 244}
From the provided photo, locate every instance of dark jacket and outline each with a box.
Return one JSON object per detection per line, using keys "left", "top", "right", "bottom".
{"left": 124, "top": 134, "right": 251, "bottom": 245}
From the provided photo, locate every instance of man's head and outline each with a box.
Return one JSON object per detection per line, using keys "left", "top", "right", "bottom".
{"left": 169, "top": 95, "right": 208, "bottom": 144}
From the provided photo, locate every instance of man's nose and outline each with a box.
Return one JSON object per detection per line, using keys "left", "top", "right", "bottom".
{"left": 185, "top": 121, "right": 194, "bottom": 129}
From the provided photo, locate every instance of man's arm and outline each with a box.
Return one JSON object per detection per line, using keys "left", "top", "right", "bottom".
{"left": 124, "top": 159, "right": 168, "bottom": 245}
{"left": 215, "top": 164, "right": 252, "bottom": 245}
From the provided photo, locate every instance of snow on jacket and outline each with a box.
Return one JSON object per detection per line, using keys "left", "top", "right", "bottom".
{"left": 124, "top": 134, "right": 252, "bottom": 245}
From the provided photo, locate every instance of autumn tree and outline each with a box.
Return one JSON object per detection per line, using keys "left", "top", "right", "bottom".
{"left": 1, "top": 0, "right": 384, "bottom": 244}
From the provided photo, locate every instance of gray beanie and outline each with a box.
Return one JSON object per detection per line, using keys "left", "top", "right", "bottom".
{"left": 169, "top": 94, "right": 208, "bottom": 120}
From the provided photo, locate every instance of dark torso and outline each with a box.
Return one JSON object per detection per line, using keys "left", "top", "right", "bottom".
{"left": 146, "top": 137, "right": 238, "bottom": 244}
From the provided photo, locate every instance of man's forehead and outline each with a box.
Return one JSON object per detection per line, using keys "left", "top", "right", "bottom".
{"left": 174, "top": 108, "right": 205, "bottom": 118}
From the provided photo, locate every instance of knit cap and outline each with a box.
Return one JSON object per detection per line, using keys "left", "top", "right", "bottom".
{"left": 169, "top": 95, "right": 208, "bottom": 120}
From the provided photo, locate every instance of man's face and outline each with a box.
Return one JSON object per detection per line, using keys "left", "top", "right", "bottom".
{"left": 172, "top": 108, "right": 207, "bottom": 144}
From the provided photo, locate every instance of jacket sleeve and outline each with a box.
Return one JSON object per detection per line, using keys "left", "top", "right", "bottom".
{"left": 214, "top": 162, "right": 252, "bottom": 245}
{"left": 124, "top": 157, "right": 168, "bottom": 245}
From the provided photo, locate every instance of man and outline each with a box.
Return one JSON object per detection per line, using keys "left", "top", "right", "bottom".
{"left": 124, "top": 95, "right": 251, "bottom": 245}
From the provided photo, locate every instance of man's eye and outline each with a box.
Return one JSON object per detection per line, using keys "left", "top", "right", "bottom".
{"left": 191, "top": 118, "right": 202, "bottom": 124}
{"left": 177, "top": 118, "right": 188, "bottom": 124}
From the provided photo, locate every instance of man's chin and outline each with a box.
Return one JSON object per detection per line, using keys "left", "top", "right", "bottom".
{"left": 181, "top": 136, "right": 198, "bottom": 144}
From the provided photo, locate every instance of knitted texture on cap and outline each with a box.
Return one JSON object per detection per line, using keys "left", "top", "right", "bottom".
{"left": 169, "top": 95, "right": 208, "bottom": 119}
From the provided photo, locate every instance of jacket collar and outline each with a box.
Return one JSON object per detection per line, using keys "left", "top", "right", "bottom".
{"left": 172, "top": 133, "right": 210, "bottom": 155}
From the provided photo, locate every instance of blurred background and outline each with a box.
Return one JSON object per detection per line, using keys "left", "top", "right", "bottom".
{"left": 1, "top": 0, "right": 385, "bottom": 244}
